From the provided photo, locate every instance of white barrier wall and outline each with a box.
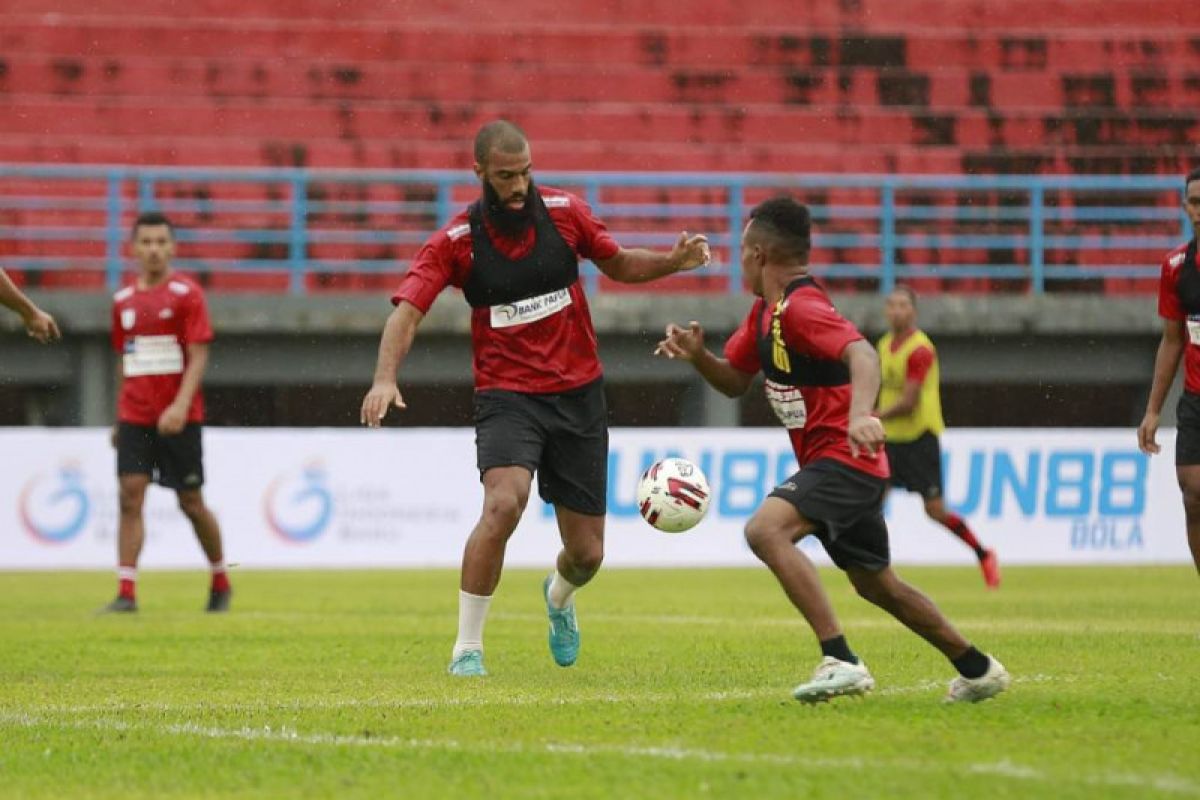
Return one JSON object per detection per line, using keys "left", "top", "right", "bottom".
{"left": 0, "top": 427, "right": 1188, "bottom": 569}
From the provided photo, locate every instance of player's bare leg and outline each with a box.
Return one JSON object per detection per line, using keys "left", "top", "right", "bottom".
{"left": 744, "top": 498, "right": 874, "bottom": 702}
{"left": 177, "top": 488, "right": 231, "bottom": 611}
{"left": 845, "top": 566, "right": 1009, "bottom": 702}
{"left": 542, "top": 506, "right": 605, "bottom": 667}
{"left": 744, "top": 498, "right": 843, "bottom": 641}
{"left": 450, "top": 466, "right": 532, "bottom": 676}
{"left": 101, "top": 474, "right": 150, "bottom": 613}
{"left": 923, "top": 496, "right": 1000, "bottom": 589}
{"left": 1176, "top": 465, "right": 1200, "bottom": 574}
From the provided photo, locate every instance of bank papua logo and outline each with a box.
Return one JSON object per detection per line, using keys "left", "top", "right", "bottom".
{"left": 19, "top": 464, "right": 91, "bottom": 544}
{"left": 263, "top": 461, "right": 334, "bottom": 543}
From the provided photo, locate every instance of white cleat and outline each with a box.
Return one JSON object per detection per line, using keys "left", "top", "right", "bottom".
{"left": 945, "top": 655, "right": 1011, "bottom": 703}
{"left": 792, "top": 656, "right": 875, "bottom": 703}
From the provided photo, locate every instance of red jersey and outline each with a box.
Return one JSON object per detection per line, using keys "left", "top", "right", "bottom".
{"left": 724, "top": 278, "right": 889, "bottom": 479}
{"left": 391, "top": 187, "right": 620, "bottom": 393}
{"left": 1157, "top": 241, "right": 1200, "bottom": 395}
{"left": 111, "top": 274, "right": 213, "bottom": 425}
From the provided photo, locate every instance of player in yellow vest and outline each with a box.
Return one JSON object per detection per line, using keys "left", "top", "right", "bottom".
{"left": 876, "top": 286, "right": 1000, "bottom": 588}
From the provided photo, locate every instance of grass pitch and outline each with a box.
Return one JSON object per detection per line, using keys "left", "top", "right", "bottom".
{"left": 1, "top": 566, "right": 1197, "bottom": 799}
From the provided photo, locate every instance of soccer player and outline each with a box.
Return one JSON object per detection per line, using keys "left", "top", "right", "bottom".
{"left": 656, "top": 197, "right": 1008, "bottom": 703}
{"left": 102, "top": 212, "right": 231, "bottom": 613}
{"left": 0, "top": 267, "right": 60, "bottom": 343}
{"left": 1138, "top": 166, "right": 1200, "bottom": 575}
{"left": 876, "top": 286, "right": 1000, "bottom": 588}
{"left": 360, "top": 120, "right": 711, "bottom": 676}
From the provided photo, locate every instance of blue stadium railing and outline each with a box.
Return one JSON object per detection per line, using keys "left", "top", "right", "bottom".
{"left": 0, "top": 164, "right": 1190, "bottom": 294}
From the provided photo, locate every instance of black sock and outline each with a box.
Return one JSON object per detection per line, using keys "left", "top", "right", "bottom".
{"left": 819, "top": 635, "right": 858, "bottom": 664}
{"left": 951, "top": 646, "right": 990, "bottom": 679}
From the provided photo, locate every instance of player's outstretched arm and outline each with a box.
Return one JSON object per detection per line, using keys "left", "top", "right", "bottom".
{"left": 0, "top": 268, "right": 60, "bottom": 343}
{"left": 594, "top": 232, "right": 711, "bottom": 284}
{"left": 361, "top": 301, "right": 424, "bottom": 427}
{"left": 655, "top": 320, "right": 754, "bottom": 398}
{"left": 843, "top": 340, "right": 886, "bottom": 457}
{"left": 1139, "top": 318, "right": 1186, "bottom": 455}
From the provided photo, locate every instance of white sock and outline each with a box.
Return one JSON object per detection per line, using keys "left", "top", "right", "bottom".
{"left": 210, "top": 560, "right": 227, "bottom": 575}
{"left": 117, "top": 566, "right": 137, "bottom": 583}
{"left": 548, "top": 571, "right": 580, "bottom": 609}
{"left": 452, "top": 591, "right": 491, "bottom": 657}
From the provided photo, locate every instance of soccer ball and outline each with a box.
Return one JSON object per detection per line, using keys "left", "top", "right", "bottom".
{"left": 635, "top": 457, "right": 711, "bottom": 533}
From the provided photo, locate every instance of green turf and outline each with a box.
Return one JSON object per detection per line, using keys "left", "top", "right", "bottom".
{"left": 0, "top": 566, "right": 1197, "bottom": 799}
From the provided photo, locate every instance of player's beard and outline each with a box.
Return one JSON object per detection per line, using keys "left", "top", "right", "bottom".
{"left": 482, "top": 179, "right": 536, "bottom": 237}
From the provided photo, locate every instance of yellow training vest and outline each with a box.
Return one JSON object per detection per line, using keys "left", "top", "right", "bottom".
{"left": 877, "top": 328, "right": 945, "bottom": 443}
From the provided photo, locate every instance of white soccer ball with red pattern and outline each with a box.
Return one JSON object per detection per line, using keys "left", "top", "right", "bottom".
{"left": 635, "top": 457, "right": 711, "bottom": 533}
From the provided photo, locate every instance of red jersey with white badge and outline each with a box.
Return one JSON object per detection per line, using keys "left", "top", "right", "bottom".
{"left": 111, "top": 274, "right": 213, "bottom": 425}
{"left": 1157, "top": 241, "right": 1200, "bottom": 395}
{"left": 724, "top": 277, "right": 889, "bottom": 479}
{"left": 391, "top": 186, "right": 620, "bottom": 393}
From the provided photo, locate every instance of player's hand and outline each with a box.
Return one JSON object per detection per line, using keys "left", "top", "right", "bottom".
{"left": 23, "top": 308, "right": 60, "bottom": 343}
{"left": 157, "top": 404, "right": 187, "bottom": 436}
{"left": 654, "top": 321, "right": 705, "bottom": 362}
{"left": 669, "top": 231, "right": 711, "bottom": 273}
{"left": 848, "top": 414, "right": 885, "bottom": 458}
{"left": 1137, "top": 411, "right": 1161, "bottom": 455}
{"left": 361, "top": 381, "right": 406, "bottom": 428}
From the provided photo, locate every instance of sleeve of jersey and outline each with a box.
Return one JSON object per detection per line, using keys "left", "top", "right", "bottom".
{"left": 182, "top": 289, "right": 214, "bottom": 345}
{"left": 110, "top": 303, "right": 124, "bottom": 353}
{"left": 570, "top": 195, "right": 620, "bottom": 261}
{"left": 1158, "top": 256, "right": 1186, "bottom": 320}
{"left": 722, "top": 314, "right": 761, "bottom": 374}
{"left": 905, "top": 345, "right": 935, "bottom": 383}
{"left": 391, "top": 236, "right": 456, "bottom": 312}
{"left": 782, "top": 294, "right": 864, "bottom": 360}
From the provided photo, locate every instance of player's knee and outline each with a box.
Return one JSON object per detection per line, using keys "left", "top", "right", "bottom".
{"left": 1182, "top": 486, "right": 1200, "bottom": 519}
{"left": 571, "top": 540, "right": 604, "bottom": 573}
{"left": 481, "top": 489, "right": 527, "bottom": 533}
{"left": 118, "top": 486, "right": 145, "bottom": 516}
{"left": 743, "top": 516, "right": 785, "bottom": 557}
{"left": 848, "top": 571, "right": 891, "bottom": 606}
{"left": 176, "top": 492, "right": 207, "bottom": 519}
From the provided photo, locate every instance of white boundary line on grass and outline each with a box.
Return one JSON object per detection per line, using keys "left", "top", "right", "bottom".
{"left": 5, "top": 675, "right": 1061, "bottom": 717}
{"left": 2, "top": 711, "right": 1196, "bottom": 797}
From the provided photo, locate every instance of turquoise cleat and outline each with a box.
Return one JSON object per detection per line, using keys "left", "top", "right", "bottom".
{"left": 447, "top": 649, "right": 487, "bottom": 677}
{"left": 543, "top": 575, "right": 580, "bottom": 667}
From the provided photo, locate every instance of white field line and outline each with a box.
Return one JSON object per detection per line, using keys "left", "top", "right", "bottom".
{"left": 0, "top": 675, "right": 1062, "bottom": 717}
{"left": 487, "top": 612, "right": 1197, "bottom": 635}
{"left": 1, "top": 711, "right": 1196, "bottom": 796}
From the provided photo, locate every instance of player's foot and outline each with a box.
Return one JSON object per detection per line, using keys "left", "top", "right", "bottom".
{"left": 98, "top": 595, "right": 137, "bottom": 614}
{"left": 979, "top": 549, "right": 1001, "bottom": 589}
{"left": 206, "top": 588, "right": 232, "bottom": 613}
{"left": 543, "top": 574, "right": 579, "bottom": 667}
{"left": 447, "top": 649, "right": 487, "bottom": 677}
{"left": 946, "top": 655, "right": 1010, "bottom": 703}
{"left": 792, "top": 656, "right": 875, "bottom": 703}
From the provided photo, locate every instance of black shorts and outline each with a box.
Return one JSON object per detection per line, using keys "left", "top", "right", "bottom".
{"left": 116, "top": 422, "right": 205, "bottom": 491}
{"left": 769, "top": 459, "right": 890, "bottom": 571}
{"left": 885, "top": 431, "right": 943, "bottom": 501}
{"left": 474, "top": 377, "right": 608, "bottom": 516}
{"left": 1177, "top": 392, "right": 1200, "bottom": 466}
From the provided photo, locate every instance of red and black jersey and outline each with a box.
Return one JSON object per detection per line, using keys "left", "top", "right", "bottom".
{"left": 111, "top": 273, "right": 213, "bottom": 425}
{"left": 1158, "top": 239, "right": 1200, "bottom": 395}
{"left": 391, "top": 186, "right": 620, "bottom": 394}
{"left": 724, "top": 276, "right": 889, "bottom": 479}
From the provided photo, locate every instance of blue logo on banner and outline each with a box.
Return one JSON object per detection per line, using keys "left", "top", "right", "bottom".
{"left": 264, "top": 464, "right": 334, "bottom": 543}
{"left": 20, "top": 466, "right": 90, "bottom": 544}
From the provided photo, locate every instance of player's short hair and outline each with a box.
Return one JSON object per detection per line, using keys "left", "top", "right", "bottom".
{"left": 1186, "top": 166, "right": 1200, "bottom": 193}
{"left": 131, "top": 211, "right": 174, "bottom": 239}
{"left": 747, "top": 196, "right": 811, "bottom": 263}
{"left": 891, "top": 284, "right": 918, "bottom": 306}
{"left": 474, "top": 120, "right": 528, "bottom": 166}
